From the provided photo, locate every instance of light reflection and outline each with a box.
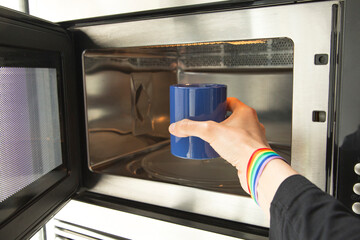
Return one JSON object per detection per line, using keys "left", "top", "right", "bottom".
{"left": 145, "top": 39, "right": 267, "bottom": 48}
{"left": 88, "top": 108, "right": 110, "bottom": 121}
{"left": 0, "top": 0, "right": 25, "bottom": 12}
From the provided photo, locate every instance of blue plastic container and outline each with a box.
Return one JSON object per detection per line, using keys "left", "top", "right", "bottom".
{"left": 170, "top": 84, "right": 227, "bottom": 159}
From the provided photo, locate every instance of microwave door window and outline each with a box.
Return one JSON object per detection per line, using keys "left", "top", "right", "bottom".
{"left": 0, "top": 67, "right": 63, "bottom": 203}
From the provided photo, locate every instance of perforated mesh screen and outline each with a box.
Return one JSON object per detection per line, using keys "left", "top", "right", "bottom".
{"left": 179, "top": 38, "right": 293, "bottom": 68}
{"left": 0, "top": 67, "right": 63, "bottom": 203}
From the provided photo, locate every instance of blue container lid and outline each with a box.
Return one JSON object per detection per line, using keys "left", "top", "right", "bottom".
{"left": 172, "top": 83, "right": 226, "bottom": 89}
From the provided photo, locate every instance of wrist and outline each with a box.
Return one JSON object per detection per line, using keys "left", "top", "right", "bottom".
{"left": 246, "top": 148, "right": 285, "bottom": 204}
{"left": 257, "top": 159, "right": 297, "bottom": 215}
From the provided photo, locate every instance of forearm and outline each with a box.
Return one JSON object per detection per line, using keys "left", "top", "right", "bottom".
{"left": 255, "top": 159, "right": 297, "bottom": 216}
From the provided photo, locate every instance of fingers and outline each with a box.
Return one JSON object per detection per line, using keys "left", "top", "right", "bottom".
{"left": 226, "top": 97, "right": 246, "bottom": 113}
{"left": 223, "top": 97, "right": 260, "bottom": 127}
{"left": 222, "top": 97, "right": 246, "bottom": 125}
{"left": 226, "top": 97, "right": 257, "bottom": 121}
{"left": 169, "top": 119, "right": 219, "bottom": 143}
{"left": 260, "top": 123, "right": 266, "bottom": 135}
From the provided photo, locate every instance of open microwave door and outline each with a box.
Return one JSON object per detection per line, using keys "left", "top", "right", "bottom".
{"left": 0, "top": 7, "right": 81, "bottom": 239}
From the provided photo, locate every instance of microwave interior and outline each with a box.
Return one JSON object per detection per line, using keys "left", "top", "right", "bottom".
{"left": 83, "top": 38, "right": 293, "bottom": 196}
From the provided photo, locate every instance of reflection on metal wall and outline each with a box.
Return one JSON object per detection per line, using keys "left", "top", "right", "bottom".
{"left": 28, "top": 0, "right": 230, "bottom": 22}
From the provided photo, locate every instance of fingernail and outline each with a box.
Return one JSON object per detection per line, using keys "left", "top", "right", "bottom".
{"left": 169, "top": 123, "right": 175, "bottom": 133}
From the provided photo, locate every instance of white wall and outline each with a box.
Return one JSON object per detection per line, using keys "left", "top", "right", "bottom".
{"left": 0, "top": 0, "right": 26, "bottom": 12}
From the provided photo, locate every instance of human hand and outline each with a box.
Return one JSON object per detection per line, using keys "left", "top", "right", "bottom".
{"left": 168, "top": 97, "right": 270, "bottom": 193}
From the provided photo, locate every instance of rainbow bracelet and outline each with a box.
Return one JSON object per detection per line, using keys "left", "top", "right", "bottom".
{"left": 246, "top": 148, "right": 285, "bottom": 205}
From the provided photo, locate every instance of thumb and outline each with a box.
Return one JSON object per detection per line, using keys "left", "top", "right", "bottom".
{"left": 169, "top": 119, "right": 218, "bottom": 143}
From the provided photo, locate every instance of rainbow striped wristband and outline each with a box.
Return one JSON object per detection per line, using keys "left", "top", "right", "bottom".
{"left": 246, "top": 148, "right": 285, "bottom": 205}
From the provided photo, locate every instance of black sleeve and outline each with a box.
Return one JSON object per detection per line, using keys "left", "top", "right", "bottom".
{"left": 269, "top": 174, "right": 360, "bottom": 240}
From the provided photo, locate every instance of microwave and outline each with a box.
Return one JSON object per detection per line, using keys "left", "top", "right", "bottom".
{"left": 1, "top": 0, "right": 359, "bottom": 239}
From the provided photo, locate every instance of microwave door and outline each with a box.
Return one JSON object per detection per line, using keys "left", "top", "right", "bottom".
{"left": 0, "top": 7, "right": 81, "bottom": 239}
